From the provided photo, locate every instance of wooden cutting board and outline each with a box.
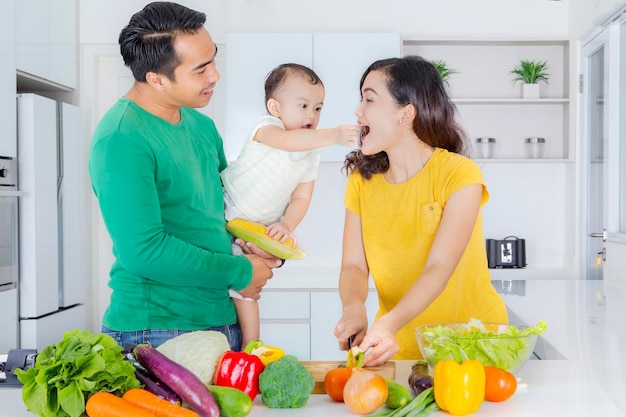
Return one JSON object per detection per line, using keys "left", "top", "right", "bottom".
{"left": 300, "top": 361, "right": 396, "bottom": 394}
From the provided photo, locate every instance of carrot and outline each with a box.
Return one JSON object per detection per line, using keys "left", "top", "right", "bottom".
{"left": 123, "top": 388, "right": 200, "bottom": 417}
{"left": 85, "top": 392, "right": 156, "bottom": 417}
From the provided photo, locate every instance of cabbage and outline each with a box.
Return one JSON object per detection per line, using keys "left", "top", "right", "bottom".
{"left": 156, "top": 330, "right": 230, "bottom": 384}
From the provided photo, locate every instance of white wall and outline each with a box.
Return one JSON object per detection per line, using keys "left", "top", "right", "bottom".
{"left": 79, "top": 0, "right": 621, "bottom": 332}
{"left": 570, "top": 0, "right": 626, "bottom": 38}
{"left": 80, "top": 0, "right": 570, "bottom": 44}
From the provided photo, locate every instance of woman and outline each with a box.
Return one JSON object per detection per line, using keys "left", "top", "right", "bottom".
{"left": 334, "top": 56, "right": 508, "bottom": 366}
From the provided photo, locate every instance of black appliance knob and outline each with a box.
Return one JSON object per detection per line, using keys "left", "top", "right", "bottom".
{"left": 0, "top": 168, "right": 8, "bottom": 177}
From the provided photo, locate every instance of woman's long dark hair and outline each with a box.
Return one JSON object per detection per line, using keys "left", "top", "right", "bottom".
{"left": 344, "top": 55, "right": 469, "bottom": 179}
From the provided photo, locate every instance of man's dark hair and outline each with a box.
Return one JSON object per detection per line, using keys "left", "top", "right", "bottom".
{"left": 119, "top": 2, "right": 206, "bottom": 82}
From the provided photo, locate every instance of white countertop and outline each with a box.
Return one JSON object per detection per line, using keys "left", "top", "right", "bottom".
{"left": 2, "top": 278, "right": 625, "bottom": 416}
{"left": 247, "top": 360, "right": 625, "bottom": 417}
{"left": 267, "top": 260, "right": 578, "bottom": 290}
{"left": 262, "top": 275, "right": 626, "bottom": 415}
{"left": 1, "top": 360, "right": 624, "bottom": 417}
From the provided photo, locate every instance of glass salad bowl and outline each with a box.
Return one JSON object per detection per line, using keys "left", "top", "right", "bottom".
{"left": 415, "top": 319, "right": 547, "bottom": 374}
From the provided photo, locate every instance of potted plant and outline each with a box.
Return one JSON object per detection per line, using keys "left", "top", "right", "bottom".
{"left": 431, "top": 59, "right": 458, "bottom": 87}
{"left": 510, "top": 59, "right": 550, "bottom": 98}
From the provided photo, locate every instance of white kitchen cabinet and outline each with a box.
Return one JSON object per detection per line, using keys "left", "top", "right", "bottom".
{"left": 403, "top": 40, "right": 574, "bottom": 161}
{"left": 0, "top": 0, "right": 16, "bottom": 157}
{"left": 15, "top": 0, "right": 77, "bottom": 89}
{"left": 225, "top": 32, "right": 400, "bottom": 162}
{"left": 258, "top": 288, "right": 380, "bottom": 360}
{"left": 259, "top": 291, "right": 311, "bottom": 358}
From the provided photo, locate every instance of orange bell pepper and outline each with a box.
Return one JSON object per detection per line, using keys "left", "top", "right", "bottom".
{"left": 433, "top": 359, "right": 485, "bottom": 416}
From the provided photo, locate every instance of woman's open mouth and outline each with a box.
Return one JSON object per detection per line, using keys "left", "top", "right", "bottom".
{"left": 358, "top": 125, "right": 369, "bottom": 148}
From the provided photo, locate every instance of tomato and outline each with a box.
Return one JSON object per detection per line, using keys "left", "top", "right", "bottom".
{"left": 324, "top": 367, "right": 353, "bottom": 402}
{"left": 343, "top": 369, "right": 388, "bottom": 415}
{"left": 484, "top": 366, "right": 518, "bottom": 402}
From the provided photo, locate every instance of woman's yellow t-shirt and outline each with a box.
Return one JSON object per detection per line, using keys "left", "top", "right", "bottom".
{"left": 344, "top": 148, "right": 508, "bottom": 360}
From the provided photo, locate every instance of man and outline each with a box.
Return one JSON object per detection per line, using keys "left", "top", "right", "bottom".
{"left": 89, "top": 1, "right": 280, "bottom": 351}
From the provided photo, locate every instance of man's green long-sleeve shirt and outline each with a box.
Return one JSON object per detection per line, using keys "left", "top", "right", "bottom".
{"left": 89, "top": 98, "right": 252, "bottom": 331}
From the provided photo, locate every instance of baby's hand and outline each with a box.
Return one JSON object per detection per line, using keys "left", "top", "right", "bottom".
{"left": 336, "top": 125, "right": 360, "bottom": 147}
{"left": 266, "top": 221, "right": 297, "bottom": 244}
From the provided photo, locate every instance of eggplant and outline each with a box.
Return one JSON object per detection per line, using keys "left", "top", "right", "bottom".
{"left": 408, "top": 360, "right": 434, "bottom": 396}
{"left": 134, "top": 366, "right": 181, "bottom": 405}
{"left": 134, "top": 344, "right": 219, "bottom": 417}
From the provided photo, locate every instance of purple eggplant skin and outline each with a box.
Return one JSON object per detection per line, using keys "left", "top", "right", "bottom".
{"left": 134, "top": 344, "right": 219, "bottom": 417}
{"left": 135, "top": 367, "right": 181, "bottom": 405}
{"left": 408, "top": 360, "right": 434, "bottom": 396}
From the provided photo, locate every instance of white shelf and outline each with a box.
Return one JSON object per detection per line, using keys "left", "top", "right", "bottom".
{"left": 404, "top": 38, "right": 573, "bottom": 161}
{"left": 454, "top": 98, "right": 569, "bottom": 104}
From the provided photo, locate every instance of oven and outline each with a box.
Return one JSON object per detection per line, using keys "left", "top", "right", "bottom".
{"left": 0, "top": 156, "right": 19, "bottom": 292}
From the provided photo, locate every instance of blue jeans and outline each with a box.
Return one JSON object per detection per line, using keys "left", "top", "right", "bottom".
{"left": 102, "top": 323, "right": 242, "bottom": 351}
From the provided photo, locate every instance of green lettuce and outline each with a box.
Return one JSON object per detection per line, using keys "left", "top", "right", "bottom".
{"left": 15, "top": 329, "right": 140, "bottom": 417}
{"left": 418, "top": 318, "right": 548, "bottom": 372}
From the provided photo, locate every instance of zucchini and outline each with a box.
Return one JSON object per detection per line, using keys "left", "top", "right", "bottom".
{"left": 384, "top": 378, "right": 411, "bottom": 409}
{"left": 134, "top": 344, "right": 219, "bottom": 417}
{"left": 206, "top": 385, "right": 253, "bottom": 417}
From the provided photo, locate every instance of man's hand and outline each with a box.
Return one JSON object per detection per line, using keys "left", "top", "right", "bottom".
{"left": 236, "top": 238, "right": 281, "bottom": 300}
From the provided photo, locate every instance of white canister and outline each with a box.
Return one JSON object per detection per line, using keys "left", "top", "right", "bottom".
{"left": 476, "top": 137, "right": 496, "bottom": 159}
{"left": 525, "top": 137, "right": 546, "bottom": 159}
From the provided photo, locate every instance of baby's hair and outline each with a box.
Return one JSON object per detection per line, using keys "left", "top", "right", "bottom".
{"left": 264, "top": 63, "right": 324, "bottom": 107}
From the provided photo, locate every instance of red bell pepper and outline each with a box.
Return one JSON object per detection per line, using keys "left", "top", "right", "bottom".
{"left": 213, "top": 339, "right": 265, "bottom": 401}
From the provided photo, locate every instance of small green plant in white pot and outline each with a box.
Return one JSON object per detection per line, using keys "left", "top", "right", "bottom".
{"left": 431, "top": 59, "right": 458, "bottom": 87}
{"left": 510, "top": 59, "right": 550, "bottom": 98}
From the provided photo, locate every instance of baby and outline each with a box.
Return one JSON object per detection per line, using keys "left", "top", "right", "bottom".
{"left": 221, "top": 63, "right": 360, "bottom": 346}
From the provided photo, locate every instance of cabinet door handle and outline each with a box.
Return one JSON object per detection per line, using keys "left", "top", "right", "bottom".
{"left": 588, "top": 230, "right": 606, "bottom": 240}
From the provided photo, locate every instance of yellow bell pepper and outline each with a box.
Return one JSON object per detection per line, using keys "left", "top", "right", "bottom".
{"left": 249, "top": 340, "right": 285, "bottom": 366}
{"left": 433, "top": 359, "right": 485, "bottom": 416}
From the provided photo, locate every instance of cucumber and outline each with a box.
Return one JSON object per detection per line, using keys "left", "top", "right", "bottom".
{"left": 134, "top": 344, "right": 219, "bottom": 417}
{"left": 384, "top": 378, "right": 411, "bottom": 409}
{"left": 206, "top": 385, "right": 253, "bottom": 417}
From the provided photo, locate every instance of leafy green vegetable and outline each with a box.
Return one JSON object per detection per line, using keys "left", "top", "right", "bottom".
{"left": 418, "top": 318, "right": 547, "bottom": 372}
{"left": 15, "top": 329, "right": 140, "bottom": 417}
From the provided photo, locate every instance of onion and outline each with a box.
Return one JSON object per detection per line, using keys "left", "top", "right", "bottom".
{"left": 343, "top": 369, "right": 388, "bottom": 415}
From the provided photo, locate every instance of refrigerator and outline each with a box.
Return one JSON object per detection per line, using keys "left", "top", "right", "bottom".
{"left": 17, "top": 93, "right": 86, "bottom": 351}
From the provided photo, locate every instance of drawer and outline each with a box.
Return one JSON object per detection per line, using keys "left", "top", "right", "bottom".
{"left": 260, "top": 323, "right": 310, "bottom": 359}
{"left": 259, "top": 291, "right": 310, "bottom": 320}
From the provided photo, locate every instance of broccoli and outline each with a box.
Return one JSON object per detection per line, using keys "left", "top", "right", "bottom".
{"left": 258, "top": 355, "right": 315, "bottom": 408}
